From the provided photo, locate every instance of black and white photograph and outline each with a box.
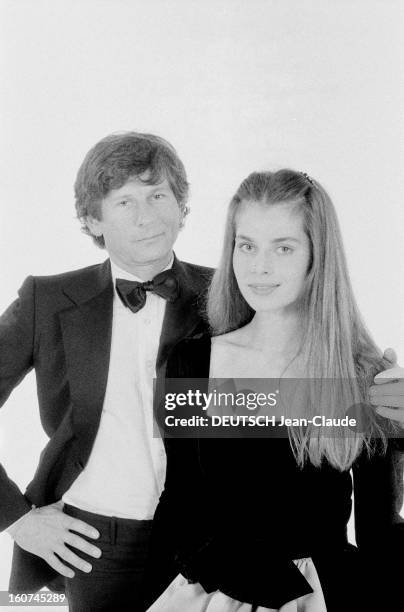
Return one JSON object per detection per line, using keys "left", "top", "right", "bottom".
{"left": 1, "top": 1, "right": 403, "bottom": 611}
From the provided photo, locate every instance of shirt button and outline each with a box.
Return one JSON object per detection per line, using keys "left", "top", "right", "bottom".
{"left": 144, "top": 318, "right": 151, "bottom": 325}
{"left": 146, "top": 360, "right": 154, "bottom": 369}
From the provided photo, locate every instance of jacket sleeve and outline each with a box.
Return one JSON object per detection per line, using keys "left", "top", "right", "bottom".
{"left": 353, "top": 439, "right": 404, "bottom": 550}
{"left": 352, "top": 439, "right": 404, "bottom": 603}
{"left": 0, "top": 277, "right": 37, "bottom": 530}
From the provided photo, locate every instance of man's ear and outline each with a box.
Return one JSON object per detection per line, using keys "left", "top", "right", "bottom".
{"left": 179, "top": 205, "right": 190, "bottom": 229}
{"left": 86, "top": 215, "right": 104, "bottom": 237}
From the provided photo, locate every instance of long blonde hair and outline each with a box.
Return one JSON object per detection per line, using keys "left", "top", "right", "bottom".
{"left": 208, "top": 169, "right": 392, "bottom": 470}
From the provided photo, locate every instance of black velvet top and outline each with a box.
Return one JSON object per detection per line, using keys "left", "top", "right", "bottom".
{"left": 146, "top": 334, "right": 404, "bottom": 611}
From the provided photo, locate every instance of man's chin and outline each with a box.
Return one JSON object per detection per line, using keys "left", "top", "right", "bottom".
{"left": 127, "top": 249, "right": 174, "bottom": 269}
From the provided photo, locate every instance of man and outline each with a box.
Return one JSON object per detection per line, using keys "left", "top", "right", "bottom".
{"left": 0, "top": 132, "right": 403, "bottom": 610}
{"left": 0, "top": 132, "right": 212, "bottom": 610}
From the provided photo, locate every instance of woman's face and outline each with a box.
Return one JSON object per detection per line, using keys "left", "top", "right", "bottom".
{"left": 233, "top": 200, "right": 311, "bottom": 314}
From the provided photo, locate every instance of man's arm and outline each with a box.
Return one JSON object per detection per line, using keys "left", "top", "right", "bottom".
{"left": 0, "top": 277, "right": 101, "bottom": 576}
{"left": 369, "top": 349, "right": 404, "bottom": 428}
{"left": 352, "top": 439, "right": 404, "bottom": 605}
{"left": 0, "top": 276, "right": 37, "bottom": 527}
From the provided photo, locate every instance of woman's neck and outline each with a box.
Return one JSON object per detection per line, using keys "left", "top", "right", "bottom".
{"left": 244, "top": 310, "right": 303, "bottom": 356}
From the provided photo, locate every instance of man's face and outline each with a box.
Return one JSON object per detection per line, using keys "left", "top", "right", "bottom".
{"left": 87, "top": 173, "right": 181, "bottom": 276}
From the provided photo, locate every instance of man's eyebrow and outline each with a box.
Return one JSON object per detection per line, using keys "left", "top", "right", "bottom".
{"left": 149, "top": 183, "right": 170, "bottom": 190}
{"left": 110, "top": 182, "right": 169, "bottom": 199}
{"left": 110, "top": 193, "right": 133, "bottom": 200}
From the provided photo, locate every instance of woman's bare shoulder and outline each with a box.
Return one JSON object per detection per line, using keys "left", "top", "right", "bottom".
{"left": 210, "top": 328, "right": 258, "bottom": 378}
{"left": 212, "top": 326, "right": 254, "bottom": 350}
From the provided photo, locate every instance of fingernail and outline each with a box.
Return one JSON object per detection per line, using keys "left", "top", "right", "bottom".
{"left": 83, "top": 564, "right": 92, "bottom": 573}
{"left": 92, "top": 530, "right": 100, "bottom": 539}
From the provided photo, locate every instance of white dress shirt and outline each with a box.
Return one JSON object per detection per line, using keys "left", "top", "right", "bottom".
{"left": 62, "top": 259, "right": 169, "bottom": 519}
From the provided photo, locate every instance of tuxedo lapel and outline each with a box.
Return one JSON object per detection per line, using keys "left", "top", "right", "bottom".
{"left": 58, "top": 260, "right": 114, "bottom": 460}
{"left": 156, "top": 257, "right": 209, "bottom": 371}
{"left": 58, "top": 257, "right": 208, "bottom": 459}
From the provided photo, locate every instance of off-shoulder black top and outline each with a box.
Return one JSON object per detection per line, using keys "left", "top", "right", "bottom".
{"left": 145, "top": 334, "right": 404, "bottom": 612}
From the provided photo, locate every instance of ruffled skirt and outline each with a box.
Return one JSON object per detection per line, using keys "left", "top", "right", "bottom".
{"left": 146, "top": 557, "right": 327, "bottom": 612}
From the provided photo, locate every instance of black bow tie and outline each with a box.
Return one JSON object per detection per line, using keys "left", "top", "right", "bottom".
{"left": 115, "top": 270, "right": 180, "bottom": 313}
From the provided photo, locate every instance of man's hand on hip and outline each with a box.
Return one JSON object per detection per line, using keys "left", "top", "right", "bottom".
{"left": 10, "top": 501, "right": 102, "bottom": 578}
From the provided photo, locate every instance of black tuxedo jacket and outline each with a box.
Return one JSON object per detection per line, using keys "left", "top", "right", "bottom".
{"left": 0, "top": 256, "right": 212, "bottom": 593}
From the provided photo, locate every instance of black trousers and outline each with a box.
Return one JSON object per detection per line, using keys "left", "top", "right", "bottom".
{"left": 63, "top": 504, "right": 152, "bottom": 612}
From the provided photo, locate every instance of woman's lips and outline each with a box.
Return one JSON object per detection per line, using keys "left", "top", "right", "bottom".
{"left": 248, "top": 283, "right": 280, "bottom": 295}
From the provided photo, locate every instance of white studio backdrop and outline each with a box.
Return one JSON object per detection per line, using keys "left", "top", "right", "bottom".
{"left": 0, "top": 0, "right": 403, "bottom": 605}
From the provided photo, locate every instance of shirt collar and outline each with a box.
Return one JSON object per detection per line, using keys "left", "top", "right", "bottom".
{"left": 110, "top": 254, "right": 174, "bottom": 284}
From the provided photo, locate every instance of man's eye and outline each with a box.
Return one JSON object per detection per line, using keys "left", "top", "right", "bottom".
{"left": 118, "top": 200, "right": 129, "bottom": 207}
{"left": 153, "top": 193, "right": 165, "bottom": 200}
{"left": 277, "top": 246, "right": 293, "bottom": 254}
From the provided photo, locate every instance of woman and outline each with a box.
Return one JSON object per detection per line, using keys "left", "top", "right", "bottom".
{"left": 145, "top": 170, "right": 403, "bottom": 611}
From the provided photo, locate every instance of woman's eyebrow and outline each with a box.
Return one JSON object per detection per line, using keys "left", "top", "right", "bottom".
{"left": 272, "top": 237, "right": 301, "bottom": 243}
{"left": 235, "top": 234, "right": 254, "bottom": 241}
{"left": 235, "top": 234, "right": 301, "bottom": 243}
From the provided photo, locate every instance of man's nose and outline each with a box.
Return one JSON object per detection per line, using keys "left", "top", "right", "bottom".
{"left": 133, "top": 200, "right": 155, "bottom": 226}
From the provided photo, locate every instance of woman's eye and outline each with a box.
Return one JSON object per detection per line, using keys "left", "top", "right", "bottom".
{"left": 153, "top": 193, "right": 165, "bottom": 200}
{"left": 277, "top": 246, "right": 293, "bottom": 254}
{"left": 118, "top": 200, "right": 129, "bottom": 207}
{"left": 238, "top": 243, "right": 255, "bottom": 253}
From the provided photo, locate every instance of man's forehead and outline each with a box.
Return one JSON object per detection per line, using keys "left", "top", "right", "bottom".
{"left": 134, "top": 169, "right": 167, "bottom": 184}
{"left": 114, "top": 173, "right": 169, "bottom": 191}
